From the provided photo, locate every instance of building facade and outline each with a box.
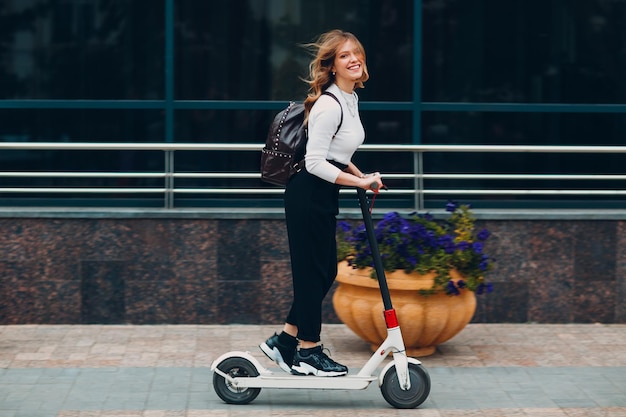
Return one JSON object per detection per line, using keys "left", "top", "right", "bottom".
{"left": 1, "top": 0, "right": 625, "bottom": 324}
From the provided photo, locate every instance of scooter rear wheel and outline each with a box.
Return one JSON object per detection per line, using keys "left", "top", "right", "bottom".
{"left": 380, "top": 362, "right": 430, "bottom": 409}
{"left": 213, "top": 357, "right": 261, "bottom": 404}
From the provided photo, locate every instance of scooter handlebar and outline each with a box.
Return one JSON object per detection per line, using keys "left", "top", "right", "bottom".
{"left": 369, "top": 182, "right": 388, "bottom": 191}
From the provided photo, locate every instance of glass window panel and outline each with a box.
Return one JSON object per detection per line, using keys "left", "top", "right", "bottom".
{"left": 422, "top": 0, "right": 626, "bottom": 104}
{"left": 421, "top": 111, "right": 626, "bottom": 208}
{"left": 0, "top": 109, "right": 164, "bottom": 142}
{"left": 1, "top": 148, "right": 164, "bottom": 173}
{"left": 0, "top": 0, "right": 164, "bottom": 99}
{"left": 175, "top": 0, "right": 413, "bottom": 101}
{"left": 360, "top": 110, "right": 413, "bottom": 145}
{"left": 175, "top": 109, "right": 270, "bottom": 144}
{"left": 0, "top": 148, "right": 165, "bottom": 207}
{"left": 422, "top": 111, "right": 626, "bottom": 147}
{"left": 364, "top": 111, "right": 623, "bottom": 210}
{"left": 0, "top": 108, "right": 166, "bottom": 206}
{"left": 0, "top": 194, "right": 167, "bottom": 208}
{"left": 175, "top": 108, "right": 412, "bottom": 144}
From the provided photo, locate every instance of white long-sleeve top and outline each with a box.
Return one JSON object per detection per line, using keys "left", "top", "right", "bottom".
{"left": 304, "top": 83, "right": 365, "bottom": 183}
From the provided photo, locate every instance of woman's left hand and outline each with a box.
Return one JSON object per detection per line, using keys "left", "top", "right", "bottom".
{"left": 358, "top": 172, "right": 383, "bottom": 191}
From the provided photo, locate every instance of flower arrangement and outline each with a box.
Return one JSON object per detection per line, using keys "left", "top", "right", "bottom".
{"left": 336, "top": 201, "right": 494, "bottom": 296}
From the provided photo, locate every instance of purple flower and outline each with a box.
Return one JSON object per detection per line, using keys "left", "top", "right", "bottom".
{"left": 477, "top": 228, "right": 491, "bottom": 241}
{"left": 382, "top": 212, "right": 401, "bottom": 222}
{"left": 446, "top": 280, "right": 460, "bottom": 295}
{"left": 336, "top": 201, "right": 494, "bottom": 297}
{"left": 476, "top": 282, "right": 494, "bottom": 295}
{"left": 479, "top": 255, "right": 490, "bottom": 271}
{"left": 337, "top": 221, "right": 351, "bottom": 233}
{"left": 438, "top": 235, "right": 456, "bottom": 254}
{"left": 457, "top": 241, "right": 470, "bottom": 251}
{"left": 472, "top": 242, "right": 483, "bottom": 254}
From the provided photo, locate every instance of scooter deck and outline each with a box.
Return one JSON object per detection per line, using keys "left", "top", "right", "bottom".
{"left": 226, "top": 373, "right": 377, "bottom": 390}
{"left": 211, "top": 351, "right": 380, "bottom": 391}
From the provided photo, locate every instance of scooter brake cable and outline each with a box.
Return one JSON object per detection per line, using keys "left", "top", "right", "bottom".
{"left": 369, "top": 182, "right": 387, "bottom": 214}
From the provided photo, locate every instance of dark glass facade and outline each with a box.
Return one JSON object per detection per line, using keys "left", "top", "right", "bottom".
{"left": 423, "top": 0, "right": 626, "bottom": 105}
{"left": 1, "top": 0, "right": 625, "bottom": 208}
{"left": 1, "top": 1, "right": 164, "bottom": 100}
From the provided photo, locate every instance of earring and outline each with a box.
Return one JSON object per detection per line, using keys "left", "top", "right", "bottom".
{"left": 332, "top": 71, "right": 336, "bottom": 76}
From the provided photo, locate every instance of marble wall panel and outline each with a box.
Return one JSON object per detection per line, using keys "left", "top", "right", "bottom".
{"left": 574, "top": 221, "right": 616, "bottom": 282}
{"left": 616, "top": 222, "right": 626, "bottom": 323}
{"left": 80, "top": 260, "right": 126, "bottom": 324}
{"left": 217, "top": 220, "right": 260, "bottom": 281}
{"left": 473, "top": 282, "right": 529, "bottom": 323}
{"left": 0, "top": 217, "right": 624, "bottom": 324}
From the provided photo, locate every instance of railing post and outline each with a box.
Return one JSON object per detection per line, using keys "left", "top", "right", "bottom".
{"left": 164, "top": 150, "right": 174, "bottom": 209}
{"left": 414, "top": 150, "right": 424, "bottom": 211}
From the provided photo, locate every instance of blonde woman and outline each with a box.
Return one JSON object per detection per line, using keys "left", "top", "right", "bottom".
{"left": 260, "top": 30, "right": 383, "bottom": 377}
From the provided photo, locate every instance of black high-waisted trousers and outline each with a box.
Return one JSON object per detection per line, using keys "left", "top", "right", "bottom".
{"left": 284, "top": 169, "right": 341, "bottom": 343}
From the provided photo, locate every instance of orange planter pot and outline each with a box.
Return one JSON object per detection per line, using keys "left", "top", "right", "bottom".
{"left": 332, "top": 261, "right": 476, "bottom": 356}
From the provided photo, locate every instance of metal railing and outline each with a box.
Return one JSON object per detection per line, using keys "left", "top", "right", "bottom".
{"left": 1, "top": 142, "right": 625, "bottom": 210}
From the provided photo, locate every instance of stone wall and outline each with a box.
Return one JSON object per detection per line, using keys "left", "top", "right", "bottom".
{"left": 1, "top": 215, "right": 624, "bottom": 324}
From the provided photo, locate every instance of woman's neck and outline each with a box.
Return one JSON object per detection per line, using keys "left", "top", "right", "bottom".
{"left": 335, "top": 80, "right": 355, "bottom": 93}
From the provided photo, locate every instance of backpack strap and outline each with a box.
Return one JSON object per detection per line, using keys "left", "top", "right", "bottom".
{"left": 321, "top": 91, "right": 343, "bottom": 137}
{"left": 293, "top": 91, "right": 344, "bottom": 175}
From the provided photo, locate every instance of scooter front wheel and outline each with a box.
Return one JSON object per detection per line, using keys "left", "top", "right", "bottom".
{"left": 213, "top": 357, "right": 261, "bottom": 405}
{"left": 380, "top": 362, "right": 430, "bottom": 409}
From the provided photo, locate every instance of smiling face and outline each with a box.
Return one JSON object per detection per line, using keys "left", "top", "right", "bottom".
{"left": 331, "top": 39, "right": 365, "bottom": 92}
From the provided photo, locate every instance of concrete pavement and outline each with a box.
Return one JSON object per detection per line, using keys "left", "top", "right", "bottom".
{"left": 1, "top": 323, "right": 625, "bottom": 416}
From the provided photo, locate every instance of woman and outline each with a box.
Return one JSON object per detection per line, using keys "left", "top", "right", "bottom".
{"left": 260, "top": 30, "right": 383, "bottom": 377}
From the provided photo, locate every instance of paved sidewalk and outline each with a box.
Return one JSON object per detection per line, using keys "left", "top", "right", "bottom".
{"left": 1, "top": 323, "right": 625, "bottom": 416}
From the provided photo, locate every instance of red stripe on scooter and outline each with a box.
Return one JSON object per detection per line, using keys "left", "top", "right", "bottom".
{"left": 384, "top": 309, "right": 399, "bottom": 328}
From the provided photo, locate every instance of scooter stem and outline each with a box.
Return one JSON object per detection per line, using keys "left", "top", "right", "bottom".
{"left": 356, "top": 187, "right": 393, "bottom": 311}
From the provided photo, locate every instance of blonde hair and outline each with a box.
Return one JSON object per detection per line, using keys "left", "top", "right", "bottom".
{"left": 301, "top": 30, "right": 369, "bottom": 120}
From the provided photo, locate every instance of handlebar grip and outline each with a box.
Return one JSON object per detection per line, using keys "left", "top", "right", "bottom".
{"left": 370, "top": 182, "right": 388, "bottom": 191}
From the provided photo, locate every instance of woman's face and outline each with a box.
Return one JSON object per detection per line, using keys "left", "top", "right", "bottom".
{"left": 332, "top": 39, "right": 364, "bottom": 87}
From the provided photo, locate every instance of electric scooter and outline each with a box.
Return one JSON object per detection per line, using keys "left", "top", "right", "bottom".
{"left": 210, "top": 186, "right": 431, "bottom": 409}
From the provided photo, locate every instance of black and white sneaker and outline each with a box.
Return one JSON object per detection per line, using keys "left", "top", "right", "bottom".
{"left": 291, "top": 345, "right": 348, "bottom": 377}
{"left": 259, "top": 333, "right": 297, "bottom": 374}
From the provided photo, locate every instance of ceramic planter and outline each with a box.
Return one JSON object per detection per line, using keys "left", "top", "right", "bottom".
{"left": 332, "top": 261, "right": 476, "bottom": 356}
